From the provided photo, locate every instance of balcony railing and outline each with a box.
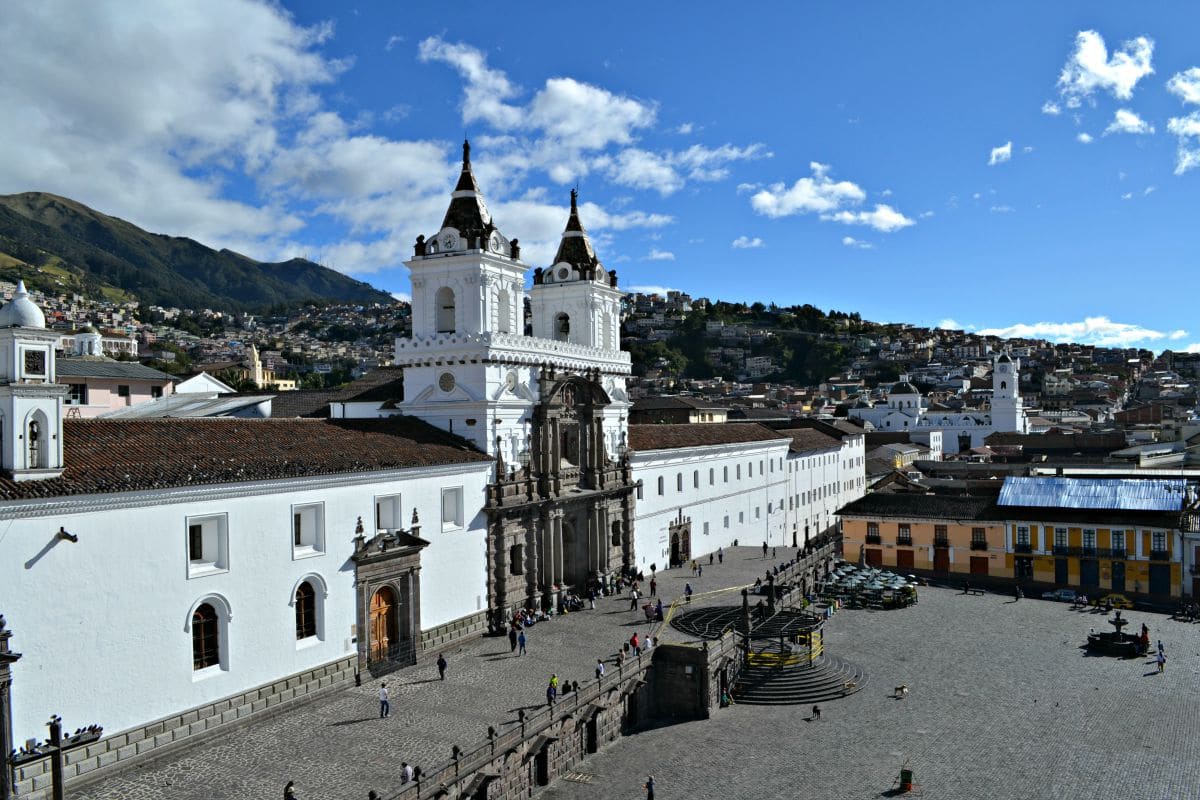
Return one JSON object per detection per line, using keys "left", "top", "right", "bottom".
{"left": 865, "top": 534, "right": 882, "bottom": 545}
{"left": 1080, "top": 546, "right": 1098, "bottom": 558}
{"left": 1108, "top": 549, "right": 1126, "bottom": 560}
{"left": 1150, "top": 549, "right": 1171, "bottom": 561}
{"left": 1013, "top": 543, "right": 1033, "bottom": 554}
{"left": 970, "top": 541, "right": 988, "bottom": 551}
{"left": 934, "top": 537, "right": 950, "bottom": 549}
{"left": 896, "top": 536, "right": 913, "bottom": 547}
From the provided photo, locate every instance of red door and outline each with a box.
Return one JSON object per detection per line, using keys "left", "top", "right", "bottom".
{"left": 970, "top": 557, "right": 989, "bottom": 575}
{"left": 896, "top": 550, "right": 915, "bottom": 570}
{"left": 865, "top": 548, "right": 883, "bottom": 567}
{"left": 933, "top": 549, "right": 949, "bottom": 573}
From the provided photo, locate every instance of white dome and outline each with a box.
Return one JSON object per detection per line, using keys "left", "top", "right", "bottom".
{"left": 0, "top": 280, "right": 46, "bottom": 329}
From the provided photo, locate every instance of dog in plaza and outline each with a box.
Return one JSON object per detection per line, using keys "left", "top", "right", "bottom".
{"left": 893, "top": 684, "right": 909, "bottom": 699}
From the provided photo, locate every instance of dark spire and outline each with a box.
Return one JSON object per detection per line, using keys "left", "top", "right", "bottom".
{"left": 463, "top": 138, "right": 471, "bottom": 166}
{"left": 552, "top": 189, "right": 600, "bottom": 270}
{"left": 441, "top": 137, "right": 494, "bottom": 239}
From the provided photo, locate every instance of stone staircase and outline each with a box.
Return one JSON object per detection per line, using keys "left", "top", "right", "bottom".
{"left": 732, "top": 650, "right": 869, "bottom": 706}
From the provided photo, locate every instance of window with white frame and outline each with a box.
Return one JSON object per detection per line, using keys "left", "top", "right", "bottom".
{"left": 677, "top": 473, "right": 683, "bottom": 492}
{"left": 187, "top": 515, "right": 229, "bottom": 577}
{"left": 292, "top": 503, "right": 326, "bottom": 557}
{"left": 694, "top": 470, "right": 700, "bottom": 489}
{"left": 739, "top": 511, "right": 744, "bottom": 524}
{"left": 723, "top": 466, "right": 729, "bottom": 482}
{"left": 441, "top": 487, "right": 464, "bottom": 530}
{"left": 657, "top": 476, "right": 665, "bottom": 495}
{"left": 1111, "top": 530, "right": 1125, "bottom": 554}
{"left": 1152, "top": 530, "right": 1167, "bottom": 553}
{"left": 1016, "top": 526, "right": 1030, "bottom": 546}
{"left": 1082, "top": 529, "right": 1096, "bottom": 550}
{"left": 1054, "top": 527, "right": 1067, "bottom": 548}
{"left": 724, "top": 515, "right": 730, "bottom": 529}
{"left": 375, "top": 494, "right": 401, "bottom": 531}
{"left": 703, "top": 521, "right": 710, "bottom": 535}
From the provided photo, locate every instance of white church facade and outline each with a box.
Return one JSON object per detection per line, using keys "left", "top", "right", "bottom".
{"left": 849, "top": 352, "right": 1028, "bottom": 454}
{"left": 0, "top": 146, "right": 864, "bottom": 796}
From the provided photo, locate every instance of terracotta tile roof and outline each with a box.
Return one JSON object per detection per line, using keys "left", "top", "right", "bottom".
{"left": 0, "top": 417, "right": 490, "bottom": 501}
{"left": 781, "top": 428, "right": 842, "bottom": 454}
{"left": 838, "top": 493, "right": 1001, "bottom": 521}
{"left": 628, "top": 423, "right": 787, "bottom": 452}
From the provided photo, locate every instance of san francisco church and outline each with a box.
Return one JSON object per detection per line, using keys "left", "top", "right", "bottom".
{"left": 0, "top": 143, "right": 865, "bottom": 796}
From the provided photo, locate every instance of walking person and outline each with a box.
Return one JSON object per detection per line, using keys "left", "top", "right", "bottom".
{"left": 644, "top": 775, "right": 655, "bottom": 800}
{"left": 509, "top": 626, "right": 518, "bottom": 653}
{"left": 1157, "top": 639, "right": 1165, "bottom": 657}
{"left": 649, "top": 578, "right": 657, "bottom": 597}
{"left": 685, "top": 582, "right": 693, "bottom": 603}
{"left": 547, "top": 674, "right": 559, "bottom": 706}
{"left": 812, "top": 704, "right": 821, "bottom": 720}
{"left": 631, "top": 631, "right": 641, "bottom": 656}
{"left": 763, "top": 541, "right": 768, "bottom": 558}
{"left": 379, "top": 683, "right": 390, "bottom": 718}
{"left": 518, "top": 630, "right": 527, "bottom": 655}
{"left": 691, "top": 560, "right": 698, "bottom": 576}
{"left": 595, "top": 658, "right": 605, "bottom": 679}
{"left": 718, "top": 547, "right": 724, "bottom": 564}
{"left": 1158, "top": 650, "right": 1166, "bottom": 673}
{"left": 698, "top": 563, "right": 703, "bottom": 579}
{"left": 630, "top": 587, "right": 640, "bottom": 611}
{"left": 437, "top": 653, "right": 448, "bottom": 681}
{"left": 284, "top": 781, "right": 298, "bottom": 800}
{"left": 400, "top": 762, "right": 413, "bottom": 784}
{"left": 709, "top": 552, "right": 714, "bottom": 566}
{"left": 588, "top": 587, "right": 596, "bottom": 610}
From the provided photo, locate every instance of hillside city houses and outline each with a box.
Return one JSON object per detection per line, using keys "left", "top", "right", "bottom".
{"left": 1, "top": 145, "right": 1199, "bottom": 797}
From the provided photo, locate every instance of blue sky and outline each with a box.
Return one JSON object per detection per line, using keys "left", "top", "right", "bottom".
{"left": 1, "top": 2, "right": 1199, "bottom": 351}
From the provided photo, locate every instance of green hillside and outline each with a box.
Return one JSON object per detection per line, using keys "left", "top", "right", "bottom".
{"left": 0, "top": 192, "right": 394, "bottom": 312}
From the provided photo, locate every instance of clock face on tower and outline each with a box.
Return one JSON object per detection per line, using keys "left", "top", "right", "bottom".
{"left": 23, "top": 350, "right": 46, "bottom": 376}
{"left": 438, "top": 372, "right": 456, "bottom": 392}
{"left": 441, "top": 231, "right": 458, "bottom": 251}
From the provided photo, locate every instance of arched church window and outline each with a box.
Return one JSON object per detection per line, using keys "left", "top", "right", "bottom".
{"left": 611, "top": 521, "right": 622, "bottom": 547}
{"left": 676, "top": 473, "right": 683, "bottom": 492}
{"left": 657, "top": 476, "right": 664, "bottom": 495}
{"left": 555, "top": 313, "right": 570, "bottom": 342}
{"left": 497, "top": 289, "right": 511, "bottom": 334}
{"left": 509, "top": 544, "right": 524, "bottom": 575}
{"left": 435, "top": 287, "right": 456, "bottom": 333}
{"left": 295, "top": 582, "right": 317, "bottom": 640}
{"left": 192, "top": 603, "right": 220, "bottom": 670}
{"left": 27, "top": 419, "right": 41, "bottom": 469}
{"left": 1000, "top": 381, "right": 1007, "bottom": 390}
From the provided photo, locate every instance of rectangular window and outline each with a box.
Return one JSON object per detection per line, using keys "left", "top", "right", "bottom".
{"left": 1111, "top": 530, "right": 1125, "bottom": 554}
{"left": 441, "top": 487, "right": 464, "bottom": 530}
{"left": 703, "top": 521, "right": 710, "bottom": 535}
{"left": 375, "top": 494, "right": 401, "bottom": 531}
{"left": 67, "top": 383, "right": 88, "bottom": 405}
{"left": 898, "top": 523, "right": 912, "bottom": 544}
{"left": 737, "top": 464, "right": 742, "bottom": 480}
{"left": 1016, "top": 526, "right": 1030, "bottom": 545}
{"left": 971, "top": 527, "right": 987, "bottom": 550}
{"left": 1054, "top": 527, "right": 1068, "bottom": 548}
{"left": 117, "top": 384, "right": 131, "bottom": 398}
{"left": 636, "top": 483, "right": 644, "bottom": 500}
{"left": 739, "top": 511, "right": 745, "bottom": 524}
{"left": 756, "top": 507, "right": 761, "bottom": 519}
{"left": 186, "top": 514, "right": 228, "bottom": 577}
{"left": 1082, "top": 529, "right": 1097, "bottom": 550}
{"left": 723, "top": 466, "right": 729, "bottom": 483}
{"left": 724, "top": 515, "right": 730, "bottom": 529}
{"left": 151, "top": 385, "right": 164, "bottom": 399}
{"left": 709, "top": 468, "right": 714, "bottom": 486}
{"left": 1152, "top": 531, "right": 1167, "bottom": 552}
{"left": 694, "top": 471, "right": 700, "bottom": 489}
{"left": 292, "top": 502, "right": 326, "bottom": 557}
{"left": 749, "top": 462, "right": 754, "bottom": 478}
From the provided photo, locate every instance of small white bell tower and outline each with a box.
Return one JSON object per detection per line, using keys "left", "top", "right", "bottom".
{"left": 0, "top": 281, "right": 68, "bottom": 480}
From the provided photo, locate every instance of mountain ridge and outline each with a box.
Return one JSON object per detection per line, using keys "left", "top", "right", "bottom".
{"left": 0, "top": 192, "right": 394, "bottom": 312}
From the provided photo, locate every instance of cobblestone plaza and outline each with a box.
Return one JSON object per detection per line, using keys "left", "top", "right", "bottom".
{"left": 70, "top": 549, "right": 1200, "bottom": 799}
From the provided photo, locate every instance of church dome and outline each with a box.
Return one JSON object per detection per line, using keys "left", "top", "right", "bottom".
{"left": 996, "top": 352, "right": 1012, "bottom": 363}
{"left": 890, "top": 380, "right": 918, "bottom": 395}
{"left": 0, "top": 280, "right": 46, "bottom": 328}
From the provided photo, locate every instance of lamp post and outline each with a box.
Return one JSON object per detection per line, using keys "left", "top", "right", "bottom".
{"left": 1, "top": 616, "right": 21, "bottom": 800}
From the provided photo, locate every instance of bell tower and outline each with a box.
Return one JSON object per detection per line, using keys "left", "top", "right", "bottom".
{"left": 991, "top": 350, "right": 1026, "bottom": 433}
{"left": 529, "top": 190, "right": 622, "bottom": 352}
{"left": 0, "top": 281, "right": 68, "bottom": 480}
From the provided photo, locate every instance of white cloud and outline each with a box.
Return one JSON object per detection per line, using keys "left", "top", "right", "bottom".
{"left": 417, "top": 37, "right": 524, "bottom": 130}
{"left": 1077, "top": 132, "right": 1094, "bottom": 144}
{"left": 977, "top": 317, "right": 1186, "bottom": 347}
{"left": 676, "top": 122, "right": 694, "bottom": 135}
{"left": 1022, "top": 145, "right": 1034, "bottom": 154}
{"left": 822, "top": 204, "right": 915, "bottom": 232}
{"left": 919, "top": 210, "right": 935, "bottom": 219}
{"left": 646, "top": 249, "right": 675, "bottom": 261}
{"left": 937, "top": 318, "right": 961, "bottom": 330}
{"left": 1184, "top": 343, "right": 1200, "bottom": 354}
{"left": 384, "top": 35, "right": 404, "bottom": 52}
{"left": 736, "top": 182, "right": 760, "bottom": 194}
{"left": 1145, "top": 185, "right": 1156, "bottom": 195}
{"left": 990, "top": 205, "right": 1013, "bottom": 213}
{"left": 1167, "top": 68, "right": 1200, "bottom": 106}
{"left": 751, "top": 162, "right": 866, "bottom": 217}
{"left": 1104, "top": 108, "right": 1154, "bottom": 135}
{"left": 597, "top": 142, "right": 770, "bottom": 195}
{"left": 1167, "top": 112, "right": 1200, "bottom": 174}
{"left": 1121, "top": 192, "right": 1133, "bottom": 200}
{"left": 731, "top": 236, "right": 764, "bottom": 249}
{"left": 626, "top": 285, "right": 678, "bottom": 296}
{"left": 1170, "top": 329, "right": 1188, "bottom": 340}
{"left": 1041, "top": 101, "right": 1062, "bottom": 116}
{"left": 841, "top": 236, "right": 873, "bottom": 250}
{"left": 988, "top": 141, "right": 1012, "bottom": 166}
{"left": 880, "top": 188, "right": 893, "bottom": 197}
{"left": 1057, "top": 30, "right": 1154, "bottom": 102}
{"left": 390, "top": 291, "right": 411, "bottom": 303}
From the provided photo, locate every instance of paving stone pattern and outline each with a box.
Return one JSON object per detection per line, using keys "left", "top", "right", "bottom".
{"left": 70, "top": 547, "right": 782, "bottom": 800}
{"left": 542, "top": 586, "right": 1200, "bottom": 800}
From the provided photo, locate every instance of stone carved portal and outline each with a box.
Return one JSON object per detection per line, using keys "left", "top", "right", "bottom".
{"left": 485, "top": 371, "right": 637, "bottom": 630}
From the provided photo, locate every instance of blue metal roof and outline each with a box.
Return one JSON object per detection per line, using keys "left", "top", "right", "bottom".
{"left": 998, "top": 476, "right": 1187, "bottom": 512}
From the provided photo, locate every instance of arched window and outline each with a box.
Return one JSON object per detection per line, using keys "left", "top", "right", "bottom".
{"left": 693, "top": 470, "right": 699, "bottom": 489}
{"left": 192, "top": 603, "right": 220, "bottom": 670}
{"left": 295, "top": 582, "right": 317, "bottom": 640}
{"left": 27, "top": 419, "right": 42, "bottom": 469}
{"left": 657, "top": 476, "right": 664, "bottom": 495}
{"left": 676, "top": 472, "right": 683, "bottom": 492}
{"left": 1000, "top": 381, "right": 1007, "bottom": 390}
{"left": 554, "top": 313, "right": 570, "bottom": 342}
{"left": 435, "top": 287, "right": 456, "bottom": 333}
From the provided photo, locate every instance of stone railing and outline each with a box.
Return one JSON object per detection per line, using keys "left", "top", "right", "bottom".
{"left": 394, "top": 331, "right": 631, "bottom": 373}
